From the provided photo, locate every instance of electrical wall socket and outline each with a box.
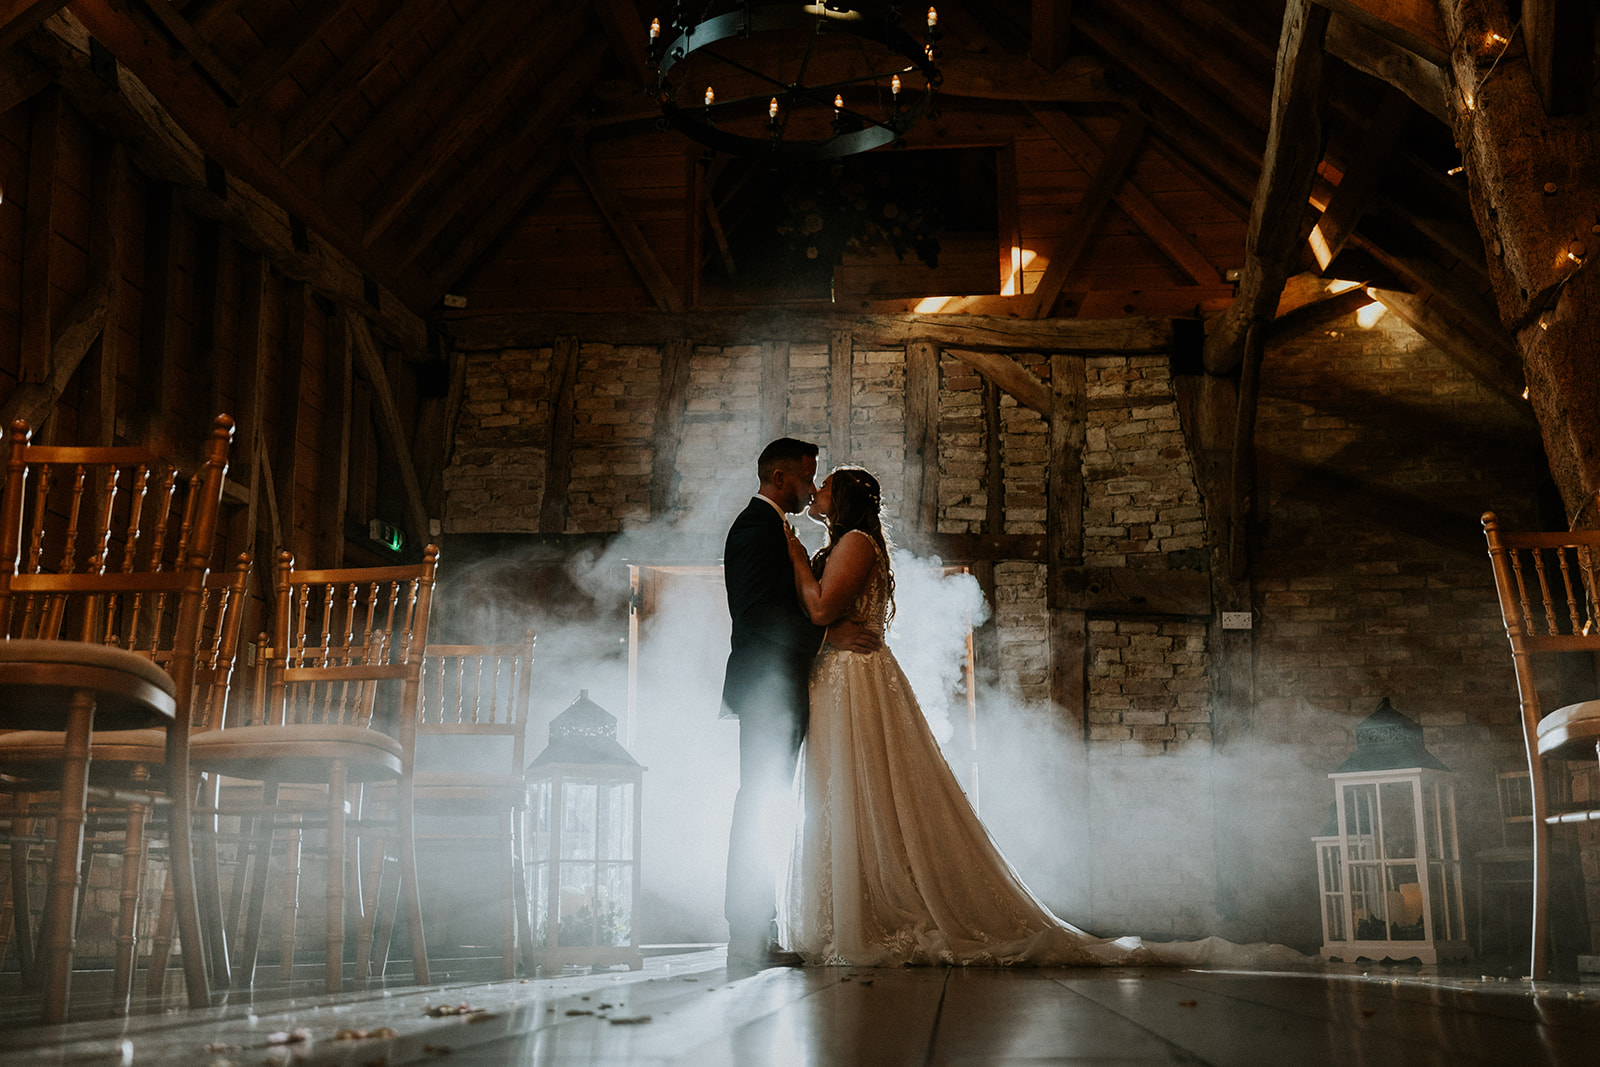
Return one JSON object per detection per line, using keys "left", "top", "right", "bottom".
{"left": 1221, "top": 611, "right": 1254, "bottom": 630}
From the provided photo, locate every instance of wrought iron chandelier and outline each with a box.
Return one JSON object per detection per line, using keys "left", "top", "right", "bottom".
{"left": 646, "top": 2, "right": 943, "bottom": 161}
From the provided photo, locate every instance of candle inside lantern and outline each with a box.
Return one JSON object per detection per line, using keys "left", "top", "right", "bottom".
{"left": 650, "top": 17, "right": 659, "bottom": 40}
{"left": 892, "top": 75, "right": 902, "bottom": 97}
{"left": 705, "top": 86, "right": 715, "bottom": 107}
{"left": 769, "top": 97, "right": 779, "bottom": 119}
{"left": 834, "top": 94, "right": 844, "bottom": 111}
{"left": 928, "top": 7, "right": 938, "bottom": 29}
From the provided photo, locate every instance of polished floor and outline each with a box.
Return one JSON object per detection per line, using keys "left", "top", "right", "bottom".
{"left": 2, "top": 949, "right": 1599, "bottom": 1065}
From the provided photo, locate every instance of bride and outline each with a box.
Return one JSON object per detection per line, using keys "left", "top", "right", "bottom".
{"left": 777, "top": 465, "right": 1306, "bottom": 968}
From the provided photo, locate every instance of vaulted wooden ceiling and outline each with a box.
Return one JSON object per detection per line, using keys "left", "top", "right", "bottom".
{"left": 8, "top": 0, "right": 1590, "bottom": 402}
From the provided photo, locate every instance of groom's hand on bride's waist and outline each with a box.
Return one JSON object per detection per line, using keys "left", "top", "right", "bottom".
{"left": 825, "top": 618, "right": 882, "bottom": 653}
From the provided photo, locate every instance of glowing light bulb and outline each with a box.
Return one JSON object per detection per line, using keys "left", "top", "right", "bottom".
{"left": 892, "top": 75, "right": 901, "bottom": 97}
{"left": 1447, "top": 165, "right": 1463, "bottom": 176}
{"left": 770, "top": 97, "right": 779, "bottom": 119}
{"left": 650, "top": 18, "right": 659, "bottom": 40}
{"left": 704, "top": 86, "right": 715, "bottom": 107}
{"left": 834, "top": 94, "right": 844, "bottom": 110}
{"left": 928, "top": 7, "right": 937, "bottom": 28}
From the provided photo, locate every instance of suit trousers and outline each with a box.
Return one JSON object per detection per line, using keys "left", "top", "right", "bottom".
{"left": 724, "top": 686, "right": 805, "bottom": 943}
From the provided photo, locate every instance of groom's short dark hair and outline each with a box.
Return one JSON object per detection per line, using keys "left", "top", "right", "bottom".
{"left": 757, "top": 437, "right": 819, "bottom": 480}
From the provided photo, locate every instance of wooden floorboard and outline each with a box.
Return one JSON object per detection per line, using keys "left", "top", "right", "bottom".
{"left": 2, "top": 951, "right": 1599, "bottom": 1065}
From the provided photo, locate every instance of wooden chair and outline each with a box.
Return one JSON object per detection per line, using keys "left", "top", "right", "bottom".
{"left": 361, "top": 635, "right": 537, "bottom": 979}
{"left": 0, "top": 416, "right": 234, "bottom": 1021}
{"left": 189, "top": 547, "right": 439, "bottom": 992}
{"left": 0, "top": 556, "right": 251, "bottom": 1011}
{"left": 1481, "top": 512, "right": 1600, "bottom": 978}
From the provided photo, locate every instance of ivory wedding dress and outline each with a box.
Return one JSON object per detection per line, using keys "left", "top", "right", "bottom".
{"left": 779, "top": 533, "right": 1306, "bottom": 968}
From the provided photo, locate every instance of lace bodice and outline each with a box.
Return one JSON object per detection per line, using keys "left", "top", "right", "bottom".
{"left": 823, "top": 531, "right": 888, "bottom": 640}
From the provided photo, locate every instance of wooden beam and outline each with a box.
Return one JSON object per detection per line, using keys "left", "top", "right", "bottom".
{"left": 130, "top": 0, "right": 244, "bottom": 103}
{"left": 30, "top": 10, "right": 429, "bottom": 354}
{"left": 0, "top": 282, "right": 110, "bottom": 429}
{"left": 1048, "top": 353, "right": 1086, "bottom": 574}
{"left": 1324, "top": 9, "right": 1450, "bottom": 122}
{"left": 413, "top": 43, "right": 607, "bottom": 288}
{"left": 1023, "top": 112, "right": 1147, "bottom": 319}
{"left": 19, "top": 85, "right": 57, "bottom": 383}
{"left": 192, "top": 221, "right": 228, "bottom": 423}
{"left": 759, "top": 341, "right": 789, "bottom": 445}
{"left": 1105, "top": 0, "right": 1271, "bottom": 131}
{"left": 1366, "top": 287, "right": 1529, "bottom": 412}
{"left": 83, "top": 136, "right": 127, "bottom": 446}
{"left": 590, "top": 0, "right": 650, "bottom": 88}
{"left": 568, "top": 143, "right": 686, "bottom": 314}
{"left": 1347, "top": 225, "right": 1511, "bottom": 350}
{"left": 540, "top": 336, "right": 579, "bottom": 534}
{"left": 829, "top": 329, "right": 852, "bottom": 467}
{"left": 1028, "top": 105, "right": 1222, "bottom": 286}
{"left": 1203, "top": 0, "right": 1329, "bottom": 374}
{"left": 939, "top": 52, "right": 1116, "bottom": 102}
{"left": 1315, "top": 0, "right": 1448, "bottom": 66}
{"left": 232, "top": 0, "right": 359, "bottom": 116}
{"left": 903, "top": 340, "right": 939, "bottom": 540}
{"left": 275, "top": 282, "right": 308, "bottom": 550}
{"left": 1525, "top": 0, "right": 1593, "bottom": 116}
{"left": 137, "top": 182, "right": 181, "bottom": 427}
{"left": 278, "top": 0, "right": 451, "bottom": 165}
{"left": 1228, "top": 322, "right": 1265, "bottom": 580}
{"left": 1308, "top": 88, "right": 1412, "bottom": 272}
{"left": 943, "top": 348, "right": 1049, "bottom": 417}
{"left": 649, "top": 338, "right": 693, "bottom": 515}
{"left": 1030, "top": 0, "right": 1072, "bottom": 71}
{"left": 0, "top": 0, "right": 66, "bottom": 52}
{"left": 1072, "top": 7, "right": 1264, "bottom": 169}
{"left": 1265, "top": 284, "right": 1375, "bottom": 339}
{"left": 445, "top": 310, "right": 1179, "bottom": 354}
{"left": 324, "top": 0, "right": 517, "bottom": 196}
{"left": 319, "top": 309, "right": 353, "bottom": 568}
{"left": 361, "top": 4, "right": 588, "bottom": 246}
{"left": 0, "top": 42, "right": 51, "bottom": 113}
{"left": 1061, "top": 566, "right": 1211, "bottom": 616}
{"left": 349, "top": 314, "right": 429, "bottom": 544}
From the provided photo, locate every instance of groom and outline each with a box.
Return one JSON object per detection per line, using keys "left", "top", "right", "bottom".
{"left": 721, "top": 437, "right": 873, "bottom": 967}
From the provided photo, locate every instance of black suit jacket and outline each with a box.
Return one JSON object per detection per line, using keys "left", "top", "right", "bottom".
{"left": 720, "top": 497, "right": 825, "bottom": 723}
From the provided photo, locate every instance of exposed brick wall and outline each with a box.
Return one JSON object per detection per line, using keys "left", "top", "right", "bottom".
{"left": 1088, "top": 619, "right": 1210, "bottom": 752}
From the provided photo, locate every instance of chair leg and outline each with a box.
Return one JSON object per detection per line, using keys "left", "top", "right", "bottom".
{"left": 501, "top": 812, "right": 516, "bottom": 979}
{"left": 236, "top": 781, "right": 279, "bottom": 987}
{"left": 325, "top": 766, "right": 348, "bottom": 994}
{"left": 370, "top": 851, "right": 400, "bottom": 978}
{"left": 112, "top": 792, "right": 150, "bottom": 1015}
{"left": 145, "top": 872, "right": 175, "bottom": 995}
{"left": 395, "top": 775, "right": 428, "bottom": 985}
{"left": 278, "top": 818, "right": 302, "bottom": 981}
{"left": 165, "top": 737, "right": 212, "bottom": 1009}
{"left": 194, "top": 774, "right": 230, "bottom": 990}
{"left": 10, "top": 807, "right": 38, "bottom": 986}
{"left": 40, "top": 689, "right": 94, "bottom": 1023}
{"left": 354, "top": 805, "right": 387, "bottom": 980}
{"left": 512, "top": 809, "right": 535, "bottom": 977}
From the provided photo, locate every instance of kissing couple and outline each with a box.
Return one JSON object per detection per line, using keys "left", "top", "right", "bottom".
{"left": 720, "top": 437, "right": 1308, "bottom": 970}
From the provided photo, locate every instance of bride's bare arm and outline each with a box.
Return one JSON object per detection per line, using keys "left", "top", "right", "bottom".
{"left": 785, "top": 527, "right": 878, "bottom": 626}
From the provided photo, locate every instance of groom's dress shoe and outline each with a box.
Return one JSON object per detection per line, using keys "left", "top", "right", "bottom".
{"left": 728, "top": 937, "right": 803, "bottom": 968}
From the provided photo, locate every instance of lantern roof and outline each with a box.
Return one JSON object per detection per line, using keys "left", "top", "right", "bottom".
{"left": 1334, "top": 698, "right": 1449, "bottom": 774}
{"left": 527, "top": 690, "right": 642, "bottom": 770}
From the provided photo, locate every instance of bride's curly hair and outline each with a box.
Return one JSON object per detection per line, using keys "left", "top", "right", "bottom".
{"left": 812, "top": 465, "right": 896, "bottom": 625}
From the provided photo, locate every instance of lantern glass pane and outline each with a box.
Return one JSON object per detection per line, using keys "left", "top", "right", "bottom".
{"left": 561, "top": 780, "right": 599, "bottom": 861}
{"left": 1385, "top": 864, "right": 1424, "bottom": 940}
{"left": 599, "top": 862, "right": 634, "bottom": 946}
{"left": 1320, "top": 843, "right": 1345, "bottom": 941}
{"left": 1378, "top": 781, "right": 1416, "bottom": 860}
{"left": 532, "top": 862, "right": 550, "bottom": 948}
{"left": 556, "top": 863, "right": 599, "bottom": 947}
{"left": 598, "top": 781, "right": 634, "bottom": 860}
{"left": 1342, "top": 783, "right": 1379, "bottom": 860}
{"left": 1349, "top": 862, "right": 1386, "bottom": 940}
{"left": 530, "top": 781, "right": 552, "bottom": 861}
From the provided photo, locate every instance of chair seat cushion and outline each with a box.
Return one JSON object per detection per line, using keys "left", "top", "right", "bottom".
{"left": 0, "top": 728, "right": 168, "bottom": 779}
{"left": 190, "top": 724, "right": 403, "bottom": 783}
{"left": 1537, "top": 700, "right": 1600, "bottom": 760}
{"left": 0, "top": 640, "right": 176, "bottom": 730}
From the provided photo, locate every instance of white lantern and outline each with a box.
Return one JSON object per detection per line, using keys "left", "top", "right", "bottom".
{"left": 525, "top": 691, "right": 645, "bottom": 972}
{"left": 1317, "top": 699, "right": 1468, "bottom": 964}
